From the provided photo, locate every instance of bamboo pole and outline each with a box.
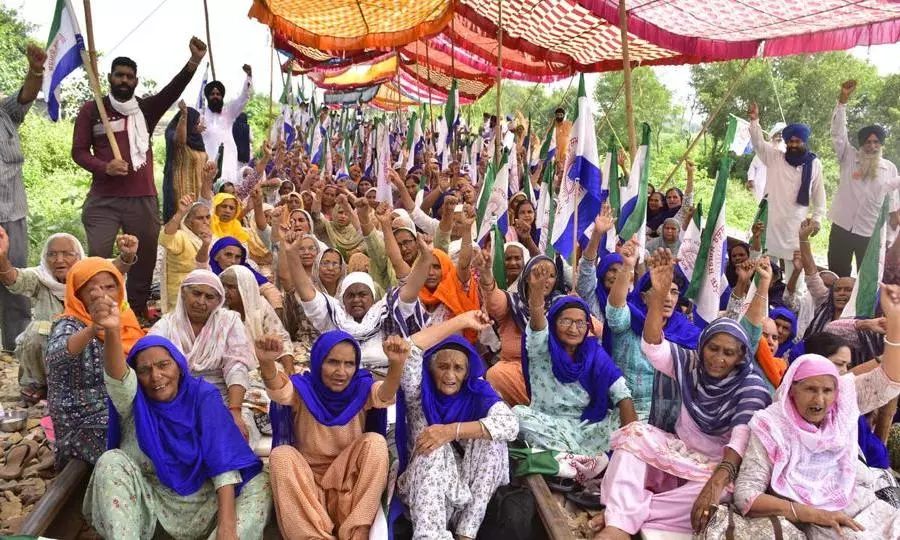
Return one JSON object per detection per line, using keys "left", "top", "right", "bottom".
{"left": 425, "top": 42, "right": 435, "bottom": 140}
{"left": 268, "top": 31, "right": 275, "bottom": 133}
{"left": 80, "top": 1, "right": 121, "bottom": 161}
{"left": 662, "top": 58, "right": 752, "bottom": 187}
{"left": 494, "top": 0, "right": 503, "bottom": 170}
{"left": 82, "top": 1, "right": 99, "bottom": 77}
{"left": 616, "top": 0, "right": 636, "bottom": 159}
{"left": 202, "top": 0, "right": 216, "bottom": 79}
{"left": 79, "top": 50, "right": 122, "bottom": 160}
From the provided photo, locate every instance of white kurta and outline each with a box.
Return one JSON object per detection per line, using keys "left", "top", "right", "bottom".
{"left": 828, "top": 103, "right": 900, "bottom": 238}
{"left": 747, "top": 140, "right": 786, "bottom": 203}
{"left": 202, "top": 75, "right": 252, "bottom": 183}
{"left": 749, "top": 119, "right": 826, "bottom": 261}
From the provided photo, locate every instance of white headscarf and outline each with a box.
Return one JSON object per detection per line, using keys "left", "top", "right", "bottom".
{"left": 38, "top": 233, "right": 86, "bottom": 302}
{"left": 503, "top": 241, "right": 531, "bottom": 291}
{"left": 108, "top": 95, "right": 150, "bottom": 170}
{"left": 149, "top": 269, "right": 257, "bottom": 375}
{"left": 315, "top": 271, "right": 388, "bottom": 342}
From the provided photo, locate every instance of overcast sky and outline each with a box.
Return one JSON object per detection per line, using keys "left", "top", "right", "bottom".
{"left": 4, "top": 0, "right": 899, "bottom": 107}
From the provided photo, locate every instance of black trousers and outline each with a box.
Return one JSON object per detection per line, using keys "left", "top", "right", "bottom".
{"left": 827, "top": 223, "right": 871, "bottom": 278}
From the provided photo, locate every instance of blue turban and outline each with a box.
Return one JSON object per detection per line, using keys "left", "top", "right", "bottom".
{"left": 858, "top": 125, "right": 886, "bottom": 146}
{"left": 782, "top": 123, "right": 811, "bottom": 143}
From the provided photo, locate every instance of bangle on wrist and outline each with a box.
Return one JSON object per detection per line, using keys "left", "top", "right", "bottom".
{"left": 29, "top": 68, "right": 44, "bottom": 77}
{"left": 885, "top": 337, "right": 900, "bottom": 347}
{"left": 455, "top": 422, "right": 462, "bottom": 440}
{"left": 119, "top": 253, "right": 138, "bottom": 265}
{"left": 228, "top": 406, "right": 242, "bottom": 413}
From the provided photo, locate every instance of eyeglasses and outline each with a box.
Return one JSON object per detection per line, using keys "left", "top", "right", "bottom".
{"left": 320, "top": 261, "right": 341, "bottom": 269}
{"left": 397, "top": 239, "right": 416, "bottom": 249}
{"left": 557, "top": 318, "right": 588, "bottom": 331}
{"left": 47, "top": 250, "right": 78, "bottom": 260}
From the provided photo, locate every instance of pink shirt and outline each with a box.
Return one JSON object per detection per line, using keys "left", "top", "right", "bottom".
{"left": 641, "top": 338, "right": 752, "bottom": 458}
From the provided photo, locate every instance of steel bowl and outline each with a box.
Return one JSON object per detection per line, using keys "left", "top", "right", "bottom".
{"left": 0, "top": 411, "right": 28, "bottom": 432}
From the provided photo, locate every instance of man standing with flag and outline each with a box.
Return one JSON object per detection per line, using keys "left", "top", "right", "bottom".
{"left": 748, "top": 103, "right": 826, "bottom": 271}
{"left": 0, "top": 43, "right": 46, "bottom": 352}
{"left": 72, "top": 37, "right": 208, "bottom": 321}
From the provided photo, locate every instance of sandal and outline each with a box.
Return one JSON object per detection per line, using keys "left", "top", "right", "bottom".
{"left": 546, "top": 476, "right": 576, "bottom": 493}
{"left": 33, "top": 441, "right": 55, "bottom": 472}
{"left": 566, "top": 489, "right": 605, "bottom": 510}
{"left": 0, "top": 439, "right": 38, "bottom": 480}
{"left": 20, "top": 383, "right": 46, "bottom": 406}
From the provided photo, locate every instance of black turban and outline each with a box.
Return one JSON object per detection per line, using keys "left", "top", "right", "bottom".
{"left": 204, "top": 80, "right": 225, "bottom": 99}
{"left": 858, "top": 125, "right": 886, "bottom": 146}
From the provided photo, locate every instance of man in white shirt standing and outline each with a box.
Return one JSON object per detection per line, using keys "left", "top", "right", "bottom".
{"left": 745, "top": 122, "right": 786, "bottom": 203}
{"left": 828, "top": 79, "right": 900, "bottom": 277}
{"left": 748, "top": 103, "right": 826, "bottom": 271}
{"left": 202, "top": 65, "right": 252, "bottom": 183}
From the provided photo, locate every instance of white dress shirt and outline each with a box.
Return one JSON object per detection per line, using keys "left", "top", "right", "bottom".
{"left": 828, "top": 103, "right": 900, "bottom": 237}
{"left": 750, "top": 119, "right": 826, "bottom": 260}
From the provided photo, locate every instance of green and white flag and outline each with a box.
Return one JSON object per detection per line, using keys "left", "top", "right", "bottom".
{"left": 843, "top": 198, "right": 890, "bottom": 319}
{"left": 724, "top": 114, "right": 753, "bottom": 155}
{"left": 601, "top": 139, "right": 620, "bottom": 253}
{"left": 492, "top": 225, "right": 507, "bottom": 290}
{"left": 751, "top": 196, "right": 769, "bottom": 252}
{"left": 618, "top": 124, "right": 652, "bottom": 259}
{"left": 686, "top": 156, "right": 731, "bottom": 325}
{"left": 536, "top": 160, "right": 557, "bottom": 258}
{"left": 677, "top": 202, "right": 703, "bottom": 279}
{"left": 475, "top": 149, "right": 510, "bottom": 241}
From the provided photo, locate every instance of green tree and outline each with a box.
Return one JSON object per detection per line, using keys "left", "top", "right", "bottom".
{"left": 0, "top": 5, "right": 35, "bottom": 95}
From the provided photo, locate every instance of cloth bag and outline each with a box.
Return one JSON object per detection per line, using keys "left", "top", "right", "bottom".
{"left": 696, "top": 504, "right": 805, "bottom": 540}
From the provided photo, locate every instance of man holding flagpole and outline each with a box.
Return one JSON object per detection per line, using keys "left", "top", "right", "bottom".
{"left": 72, "top": 37, "right": 208, "bottom": 321}
{"left": 0, "top": 43, "right": 46, "bottom": 352}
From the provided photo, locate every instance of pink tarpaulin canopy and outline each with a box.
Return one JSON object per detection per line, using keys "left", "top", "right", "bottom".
{"left": 577, "top": 0, "right": 900, "bottom": 58}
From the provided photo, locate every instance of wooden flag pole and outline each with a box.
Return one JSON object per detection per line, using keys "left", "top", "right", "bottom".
{"left": 79, "top": 49, "right": 122, "bottom": 161}
{"left": 80, "top": 1, "right": 121, "bottom": 161}
{"left": 82, "top": 0, "right": 99, "bottom": 77}
{"left": 616, "top": 0, "right": 636, "bottom": 160}
{"left": 494, "top": 0, "right": 503, "bottom": 170}
{"left": 268, "top": 31, "right": 275, "bottom": 133}
{"left": 202, "top": 0, "right": 217, "bottom": 79}
{"left": 661, "top": 58, "right": 752, "bottom": 188}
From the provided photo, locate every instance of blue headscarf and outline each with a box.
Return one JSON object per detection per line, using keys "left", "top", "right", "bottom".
{"left": 769, "top": 306, "right": 798, "bottom": 357}
{"left": 538, "top": 296, "right": 624, "bottom": 423}
{"left": 107, "top": 335, "right": 262, "bottom": 496}
{"left": 209, "top": 237, "right": 268, "bottom": 286}
{"left": 781, "top": 123, "right": 817, "bottom": 207}
{"left": 670, "top": 318, "right": 772, "bottom": 436}
{"left": 270, "top": 330, "right": 386, "bottom": 447}
{"left": 396, "top": 335, "right": 502, "bottom": 473}
{"left": 858, "top": 416, "right": 890, "bottom": 469}
{"left": 627, "top": 269, "right": 700, "bottom": 349}
{"left": 594, "top": 253, "right": 625, "bottom": 354}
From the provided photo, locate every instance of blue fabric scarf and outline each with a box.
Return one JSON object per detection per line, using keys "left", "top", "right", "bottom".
{"left": 209, "top": 237, "right": 268, "bottom": 286}
{"left": 594, "top": 253, "right": 624, "bottom": 354}
{"left": 858, "top": 416, "right": 890, "bottom": 469}
{"left": 540, "top": 296, "right": 624, "bottom": 423}
{"left": 270, "top": 330, "right": 386, "bottom": 447}
{"left": 784, "top": 149, "right": 817, "bottom": 207}
{"left": 670, "top": 318, "right": 772, "bottom": 436}
{"left": 396, "top": 336, "right": 501, "bottom": 473}
{"left": 627, "top": 270, "right": 701, "bottom": 349}
{"left": 769, "top": 306, "right": 798, "bottom": 358}
{"left": 107, "top": 335, "right": 262, "bottom": 497}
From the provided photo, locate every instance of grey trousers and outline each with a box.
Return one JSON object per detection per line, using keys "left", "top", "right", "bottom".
{"left": 0, "top": 217, "right": 30, "bottom": 351}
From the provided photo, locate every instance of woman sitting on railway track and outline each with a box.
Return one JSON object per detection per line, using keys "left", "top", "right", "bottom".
{"left": 148, "top": 269, "right": 259, "bottom": 444}
{"left": 45, "top": 258, "right": 145, "bottom": 470}
{"left": 262, "top": 330, "right": 406, "bottom": 540}
{"left": 734, "top": 284, "right": 900, "bottom": 538}
{"left": 591, "top": 249, "right": 773, "bottom": 539}
{"left": 396, "top": 310, "right": 519, "bottom": 539}
{"left": 83, "top": 301, "right": 269, "bottom": 540}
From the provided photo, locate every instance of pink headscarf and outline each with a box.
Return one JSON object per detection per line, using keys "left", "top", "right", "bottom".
{"left": 748, "top": 354, "right": 857, "bottom": 511}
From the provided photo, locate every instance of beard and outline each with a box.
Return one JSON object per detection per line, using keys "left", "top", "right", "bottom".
{"left": 785, "top": 146, "right": 805, "bottom": 158}
{"left": 208, "top": 99, "right": 224, "bottom": 113}
{"left": 555, "top": 116, "right": 564, "bottom": 124}
{"left": 857, "top": 147, "right": 882, "bottom": 180}
{"left": 110, "top": 83, "right": 135, "bottom": 101}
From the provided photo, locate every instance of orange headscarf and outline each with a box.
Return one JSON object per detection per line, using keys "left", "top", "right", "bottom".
{"left": 756, "top": 337, "right": 787, "bottom": 388}
{"left": 62, "top": 257, "right": 145, "bottom": 353}
{"left": 419, "top": 249, "right": 480, "bottom": 338}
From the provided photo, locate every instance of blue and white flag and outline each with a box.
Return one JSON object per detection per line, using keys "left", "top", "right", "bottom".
{"left": 311, "top": 117, "right": 328, "bottom": 166}
{"left": 550, "top": 74, "right": 602, "bottom": 259}
{"left": 404, "top": 112, "right": 424, "bottom": 172}
{"left": 617, "top": 124, "right": 652, "bottom": 260}
{"left": 43, "top": 0, "right": 84, "bottom": 121}
{"left": 476, "top": 150, "right": 510, "bottom": 241}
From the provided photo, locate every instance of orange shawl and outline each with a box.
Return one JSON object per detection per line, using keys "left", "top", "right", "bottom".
{"left": 419, "top": 248, "right": 480, "bottom": 321}
{"left": 756, "top": 337, "right": 787, "bottom": 388}
{"left": 62, "top": 257, "right": 145, "bottom": 353}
